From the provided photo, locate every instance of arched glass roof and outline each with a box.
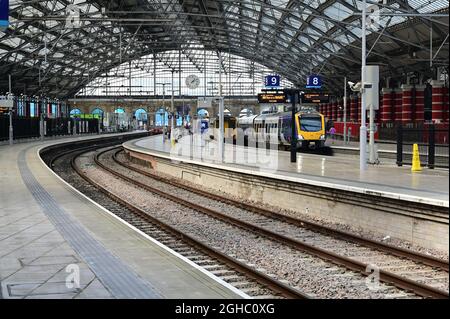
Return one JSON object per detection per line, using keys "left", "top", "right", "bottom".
{"left": 77, "top": 50, "right": 294, "bottom": 96}
{"left": 0, "top": 0, "right": 448, "bottom": 98}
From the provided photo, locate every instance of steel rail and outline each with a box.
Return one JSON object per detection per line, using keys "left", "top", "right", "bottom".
{"left": 114, "top": 148, "right": 449, "bottom": 271}
{"left": 68, "top": 147, "right": 310, "bottom": 299}
{"left": 95, "top": 148, "right": 449, "bottom": 299}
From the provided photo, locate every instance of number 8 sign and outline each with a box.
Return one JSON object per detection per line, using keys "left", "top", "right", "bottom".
{"left": 306, "top": 75, "right": 322, "bottom": 89}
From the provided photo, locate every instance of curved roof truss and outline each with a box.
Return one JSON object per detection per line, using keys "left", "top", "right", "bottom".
{"left": 0, "top": 0, "right": 448, "bottom": 98}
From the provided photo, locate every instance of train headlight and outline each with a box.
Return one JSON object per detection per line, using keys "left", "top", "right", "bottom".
{"left": 320, "top": 135, "right": 326, "bottom": 140}
{"left": 298, "top": 135, "right": 304, "bottom": 140}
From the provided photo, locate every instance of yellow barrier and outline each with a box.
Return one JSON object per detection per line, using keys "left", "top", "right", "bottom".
{"left": 411, "top": 143, "right": 422, "bottom": 172}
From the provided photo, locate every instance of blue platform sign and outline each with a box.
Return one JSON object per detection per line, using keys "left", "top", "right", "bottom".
{"left": 306, "top": 75, "right": 322, "bottom": 89}
{"left": 265, "top": 75, "right": 280, "bottom": 88}
{"left": 0, "top": 0, "right": 8, "bottom": 30}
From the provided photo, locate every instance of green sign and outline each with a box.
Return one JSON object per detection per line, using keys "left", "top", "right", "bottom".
{"left": 71, "top": 113, "right": 101, "bottom": 119}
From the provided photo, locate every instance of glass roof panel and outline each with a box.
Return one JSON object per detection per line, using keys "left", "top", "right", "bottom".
{"left": 0, "top": 0, "right": 447, "bottom": 96}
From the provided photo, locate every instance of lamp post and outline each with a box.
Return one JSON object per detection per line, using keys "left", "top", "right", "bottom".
{"left": 344, "top": 76, "right": 347, "bottom": 144}
{"left": 360, "top": 0, "right": 368, "bottom": 171}
{"left": 156, "top": 82, "right": 170, "bottom": 139}
{"left": 284, "top": 89, "right": 300, "bottom": 163}
{"left": 8, "top": 74, "right": 13, "bottom": 146}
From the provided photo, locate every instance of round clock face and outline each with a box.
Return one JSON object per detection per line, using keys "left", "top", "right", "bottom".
{"left": 186, "top": 75, "right": 200, "bottom": 89}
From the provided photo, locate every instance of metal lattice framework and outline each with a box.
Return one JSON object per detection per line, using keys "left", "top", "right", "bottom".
{"left": 0, "top": 0, "right": 448, "bottom": 98}
{"left": 77, "top": 50, "right": 296, "bottom": 97}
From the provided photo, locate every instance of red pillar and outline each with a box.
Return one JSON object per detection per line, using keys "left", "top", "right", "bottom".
{"left": 356, "top": 94, "right": 361, "bottom": 123}
{"left": 443, "top": 85, "right": 449, "bottom": 122}
{"left": 414, "top": 85, "right": 425, "bottom": 123}
{"left": 381, "top": 88, "right": 392, "bottom": 123}
{"left": 393, "top": 89, "right": 402, "bottom": 123}
{"left": 330, "top": 101, "right": 334, "bottom": 121}
{"left": 431, "top": 81, "right": 445, "bottom": 123}
{"left": 350, "top": 95, "right": 357, "bottom": 122}
{"left": 401, "top": 85, "right": 413, "bottom": 125}
{"left": 330, "top": 100, "right": 335, "bottom": 121}
{"left": 337, "top": 99, "right": 343, "bottom": 121}
{"left": 376, "top": 94, "right": 382, "bottom": 123}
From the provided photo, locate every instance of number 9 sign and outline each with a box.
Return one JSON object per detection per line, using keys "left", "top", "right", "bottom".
{"left": 265, "top": 75, "right": 280, "bottom": 88}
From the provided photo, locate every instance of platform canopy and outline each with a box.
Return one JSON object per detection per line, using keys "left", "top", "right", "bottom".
{"left": 0, "top": 0, "right": 448, "bottom": 98}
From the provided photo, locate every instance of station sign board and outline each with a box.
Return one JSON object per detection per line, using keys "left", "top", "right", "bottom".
{"left": 71, "top": 113, "right": 101, "bottom": 119}
{"left": 301, "top": 93, "right": 330, "bottom": 104}
{"left": 0, "top": 95, "right": 13, "bottom": 108}
{"left": 0, "top": 0, "right": 8, "bottom": 30}
{"left": 306, "top": 75, "right": 322, "bottom": 89}
{"left": 264, "top": 75, "right": 280, "bottom": 88}
{"left": 198, "top": 97, "right": 213, "bottom": 109}
{"left": 258, "top": 92, "right": 287, "bottom": 104}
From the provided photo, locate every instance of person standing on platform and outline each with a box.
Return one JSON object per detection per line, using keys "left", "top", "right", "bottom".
{"left": 329, "top": 126, "right": 336, "bottom": 144}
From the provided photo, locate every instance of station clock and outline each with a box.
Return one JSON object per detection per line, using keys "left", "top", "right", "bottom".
{"left": 186, "top": 75, "right": 200, "bottom": 89}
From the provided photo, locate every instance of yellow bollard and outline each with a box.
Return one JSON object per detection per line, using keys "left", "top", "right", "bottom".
{"left": 411, "top": 143, "right": 422, "bottom": 172}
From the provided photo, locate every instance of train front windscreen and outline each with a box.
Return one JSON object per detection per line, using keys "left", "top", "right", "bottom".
{"left": 299, "top": 116, "right": 322, "bottom": 132}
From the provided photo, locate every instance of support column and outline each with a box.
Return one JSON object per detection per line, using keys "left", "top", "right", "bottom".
{"left": 331, "top": 100, "right": 336, "bottom": 121}
{"left": 350, "top": 95, "right": 357, "bottom": 122}
{"left": 179, "top": 50, "right": 182, "bottom": 97}
{"left": 414, "top": 85, "right": 425, "bottom": 123}
{"left": 380, "top": 88, "right": 392, "bottom": 124}
{"left": 337, "top": 99, "right": 343, "bottom": 121}
{"left": 153, "top": 56, "right": 157, "bottom": 96}
{"left": 431, "top": 81, "right": 445, "bottom": 123}
{"left": 356, "top": 94, "right": 361, "bottom": 123}
{"left": 401, "top": 84, "right": 413, "bottom": 125}
{"left": 445, "top": 85, "right": 449, "bottom": 123}
{"left": 393, "top": 88, "right": 402, "bottom": 123}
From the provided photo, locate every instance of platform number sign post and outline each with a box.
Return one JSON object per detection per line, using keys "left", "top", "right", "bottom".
{"left": 265, "top": 75, "right": 280, "bottom": 88}
{"left": 306, "top": 75, "right": 322, "bottom": 89}
{"left": 0, "top": 0, "right": 8, "bottom": 31}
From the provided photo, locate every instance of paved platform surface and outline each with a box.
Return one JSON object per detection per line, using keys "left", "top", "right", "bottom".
{"left": 0, "top": 133, "right": 243, "bottom": 299}
{"left": 124, "top": 135, "right": 449, "bottom": 207}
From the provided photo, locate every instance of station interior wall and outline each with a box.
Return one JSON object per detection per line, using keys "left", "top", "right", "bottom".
{"left": 319, "top": 81, "right": 449, "bottom": 141}
{"left": 67, "top": 98, "right": 261, "bottom": 119}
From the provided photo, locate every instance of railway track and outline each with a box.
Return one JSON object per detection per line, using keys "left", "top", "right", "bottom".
{"left": 48, "top": 143, "right": 310, "bottom": 299}
{"left": 95, "top": 146, "right": 449, "bottom": 299}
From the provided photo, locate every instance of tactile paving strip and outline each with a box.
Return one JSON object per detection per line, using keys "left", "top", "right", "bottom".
{"left": 18, "top": 148, "right": 162, "bottom": 299}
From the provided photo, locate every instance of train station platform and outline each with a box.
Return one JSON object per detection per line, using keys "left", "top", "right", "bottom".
{"left": 0, "top": 133, "right": 244, "bottom": 299}
{"left": 124, "top": 135, "right": 449, "bottom": 208}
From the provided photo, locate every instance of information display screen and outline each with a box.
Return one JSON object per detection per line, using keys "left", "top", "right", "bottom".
{"left": 301, "top": 93, "right": 330, "bottom": 104}
{"left": 258, "top": 92, "right": 287, "bottom": 104}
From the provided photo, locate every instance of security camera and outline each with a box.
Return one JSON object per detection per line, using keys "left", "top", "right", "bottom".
{"left": 348, "top": 81, "right": 362, "bottom": 92}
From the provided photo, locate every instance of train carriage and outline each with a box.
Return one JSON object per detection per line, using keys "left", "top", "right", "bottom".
{"left": 209, "top": 114, "right": 237, "bottom": 142}
{"left": 236, "top": 110, "right": 326, "bottom": 150}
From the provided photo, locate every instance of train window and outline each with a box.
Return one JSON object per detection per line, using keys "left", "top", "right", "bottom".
{"left": 300, "top": 116, "right": 322, "bottom": 132}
